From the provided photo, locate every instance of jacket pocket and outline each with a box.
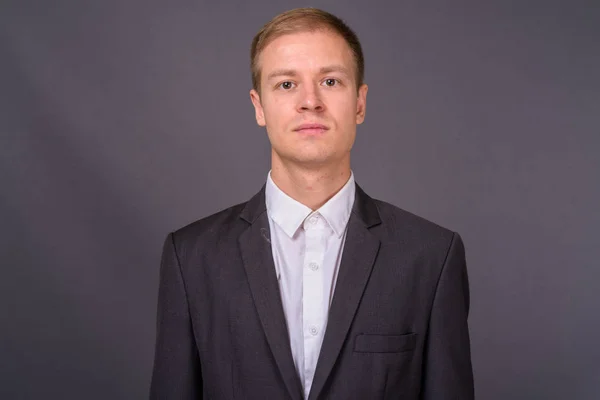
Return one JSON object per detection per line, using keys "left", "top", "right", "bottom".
{"left": 353, "top": 333, "right": 417, "bottom": 353}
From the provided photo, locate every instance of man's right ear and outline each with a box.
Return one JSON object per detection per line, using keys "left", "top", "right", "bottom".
{"left": 249, "top": 89, "right": 266, "bottom": 127}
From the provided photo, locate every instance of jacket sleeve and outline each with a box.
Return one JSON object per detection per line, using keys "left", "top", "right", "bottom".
{"left": 150, "top": 233, "right": 202, "bottom": 399}
{"left": 420, "top": 232, "right": 474, "bottom": 399}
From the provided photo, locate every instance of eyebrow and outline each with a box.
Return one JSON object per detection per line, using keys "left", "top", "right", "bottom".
{"left": 319, "top": 65, "right": 351, "bottom": 77}
{"left": 266, "top": 65, "right": 352, "bottom": 81}
{"left": 266, "top": 69, "right": 298, "bottom": 81}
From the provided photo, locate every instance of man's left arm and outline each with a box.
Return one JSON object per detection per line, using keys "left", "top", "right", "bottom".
{"left": 420, "top": 232, "right": 474, "bottom": 399}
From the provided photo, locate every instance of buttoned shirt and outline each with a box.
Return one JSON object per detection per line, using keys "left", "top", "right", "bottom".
{"left": 265, "top": 171, "right": 355, "bottom": 399}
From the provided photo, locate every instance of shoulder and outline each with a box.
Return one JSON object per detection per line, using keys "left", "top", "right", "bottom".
{"left": 370, "top": 197, "right": 459, "bottom": 251}
{"left": 373, "top": 198, "right": 453, "bottom": 234}
{"left": 169, "top": 200, "right": 249, "bottom": 252}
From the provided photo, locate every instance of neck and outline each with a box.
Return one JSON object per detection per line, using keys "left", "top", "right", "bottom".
{"left": 270, "top": 153, "right": 352, "bottom": 211}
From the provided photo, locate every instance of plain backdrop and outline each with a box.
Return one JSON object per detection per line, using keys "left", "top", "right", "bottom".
{"left": 1, "top": 0, "right": 599, "bottom": 399}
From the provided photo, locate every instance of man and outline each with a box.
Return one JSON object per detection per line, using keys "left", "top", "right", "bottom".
{"left": 150, "top": 7, "right": 474, "bottom": 400}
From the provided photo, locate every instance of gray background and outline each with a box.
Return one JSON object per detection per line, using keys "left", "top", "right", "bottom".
{"left": 1, "top": 0, "right": 598, "bottom": 399}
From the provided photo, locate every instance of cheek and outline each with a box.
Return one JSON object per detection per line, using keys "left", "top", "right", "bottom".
{"left": 261, "top": 103, "right": 278, "bottom": 128}
{"left": 331, "top": 97, "right": 358, "bottom": 125}
{"left": 266, "top": 106, "right": 300, "bottom": 138}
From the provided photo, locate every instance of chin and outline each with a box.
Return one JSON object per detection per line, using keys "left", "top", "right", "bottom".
{"left": 292, "top": 154, "right": 334, "bottom": 166}
{"left": 274, "top": 145, "right": 336, "bottom": 166}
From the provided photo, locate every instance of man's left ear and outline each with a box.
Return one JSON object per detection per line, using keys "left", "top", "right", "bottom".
{"left": 356, "top": 83, "right": 368, "bottom": 125}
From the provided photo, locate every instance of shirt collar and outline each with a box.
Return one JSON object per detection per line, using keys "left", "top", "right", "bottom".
{"left": 317, "top": 172, "right": 355, "bottom": 237}
{"left": 265, "top": 171, "right": 356, "bottom": 238}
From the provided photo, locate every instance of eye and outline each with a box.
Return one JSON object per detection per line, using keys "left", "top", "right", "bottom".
{"left": 278, "top": 81, "right": 295, "bottom": 90}
{"left": 322, "top": 78, "right": 338, "bottom": 87}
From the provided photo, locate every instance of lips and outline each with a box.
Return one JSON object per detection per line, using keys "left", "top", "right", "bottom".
{"left": 293, "top": 123, "right": 329, "bottom": 134}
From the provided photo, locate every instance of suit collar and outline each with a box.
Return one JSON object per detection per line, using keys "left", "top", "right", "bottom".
{"left": 239, "top": 184, "right": 267, "bottom": 224}
{"left": 241, "top": 181, "right": 381, "bottom": 230}
{"left": 350, "top": 182, "right": 382, "bottom": 228}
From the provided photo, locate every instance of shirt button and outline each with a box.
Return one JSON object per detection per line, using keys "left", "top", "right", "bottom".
{"left": 308, "top": 262, "right": 319, "bottom": 271}
{"left": 309, "top": 326, "right": 319, "bottom": 336}
{"left": 309, "top": 216, "right": 319, "bottom": 225}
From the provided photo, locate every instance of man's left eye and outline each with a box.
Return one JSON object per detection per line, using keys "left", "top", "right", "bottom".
{"left": 323, "top": 78, "right": 338, "bottom": 87}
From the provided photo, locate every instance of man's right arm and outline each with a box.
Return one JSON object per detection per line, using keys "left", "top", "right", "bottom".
{"left": 150, "top": 233, "right": 202, "bottom": 399}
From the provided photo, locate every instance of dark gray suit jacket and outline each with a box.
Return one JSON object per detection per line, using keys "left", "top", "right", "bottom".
{"left": 150, "top": 183, "right": 474, "bottom": 399}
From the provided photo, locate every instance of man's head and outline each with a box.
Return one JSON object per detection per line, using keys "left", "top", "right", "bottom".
{"left": 249, "top": 8, "right": 368, "bottom": 169}
{"left": 250, "top": 8, "right": 365, "bottom": 94}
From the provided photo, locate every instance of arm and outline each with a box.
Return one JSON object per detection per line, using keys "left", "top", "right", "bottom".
{"left": 421, "top": 232, "right": 474, "bottom": 399}
{"left": 150, "top": 233, "right": 202, "bottom": 399}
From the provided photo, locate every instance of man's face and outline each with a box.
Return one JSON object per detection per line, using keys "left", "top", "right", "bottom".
{"left": 250, "top": 30, "right": 368, "bottom": 167}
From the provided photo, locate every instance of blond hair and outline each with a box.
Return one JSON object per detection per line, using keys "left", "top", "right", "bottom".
{"left": 250, "top": 8, "right": 365, "bottom": 92}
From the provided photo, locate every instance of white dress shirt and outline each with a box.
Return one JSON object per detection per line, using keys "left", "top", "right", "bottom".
{"left": 265, "top": 171, "right": 356, "bottom": 399}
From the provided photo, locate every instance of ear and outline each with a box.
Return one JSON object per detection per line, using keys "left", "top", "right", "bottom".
{"left": 250, "top": 89, "right": 266, "bottom": 127}
{"left": 355, "top": 83, "right": 368, "bottom": 125}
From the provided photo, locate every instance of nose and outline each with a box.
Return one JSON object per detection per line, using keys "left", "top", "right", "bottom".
{"left": 298, "top": 84, "right": 325, "bottom": 113}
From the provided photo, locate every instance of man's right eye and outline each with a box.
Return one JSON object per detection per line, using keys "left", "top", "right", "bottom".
{"left": 278, "top": 81, "right": 295, "bottom": 90}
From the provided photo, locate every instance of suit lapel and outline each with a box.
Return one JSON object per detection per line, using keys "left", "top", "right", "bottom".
{"left": 308, "top": 184, "right": 382, "bottom": 400}
{"left": 238, "top": 187, "right": 303, "bottom": 400}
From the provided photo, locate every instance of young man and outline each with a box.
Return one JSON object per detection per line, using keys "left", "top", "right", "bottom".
{"left": 150, "top": 8, "right": 474, "bottom": 400}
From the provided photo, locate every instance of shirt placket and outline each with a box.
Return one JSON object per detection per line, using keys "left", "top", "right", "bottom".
{"left": 302, "top": 213, "right": 327, "bottom": 395}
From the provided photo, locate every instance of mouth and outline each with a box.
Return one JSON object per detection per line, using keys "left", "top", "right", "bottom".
{"left": 293, "top": 123, "right": 329, "bottom": 135}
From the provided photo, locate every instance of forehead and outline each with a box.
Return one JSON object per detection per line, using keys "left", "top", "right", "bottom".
{"left": 259, "top": 30, "right": 355, "bottom": 75}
